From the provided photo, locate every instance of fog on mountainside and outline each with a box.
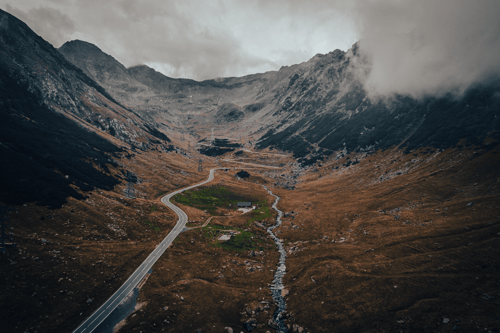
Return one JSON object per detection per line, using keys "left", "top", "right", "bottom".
{"left": 57, "top": 37, "right": 500, "bottom": 166}
{"left": 353, "top": 0, "right": 500, "bottom": 98}
{"left": 5, "top": 0, "right": 500, "bottom": 99}
{"left": 1, "top": 5, "right": 500, "bottom": 333}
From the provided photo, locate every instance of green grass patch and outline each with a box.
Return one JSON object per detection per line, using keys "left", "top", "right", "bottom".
{"left": 216, "top": 230, "right": 261, "bottom": 252}
{"left": 144, "top": 219, "right": 161, "bottom": 232}
{"left": 200, "top": 224, "right": 234, "bottom": 240}
{"left": 246, "top": 201, "right": 273, "bottom": 226}
{"left": 150, "top": 205, "right": 157, "bottom": 212}
{"left": 200, "top": 224, "right": 261, "bottom": 251}
{"left": 172, "top": 186, "right": 257, "bottom": 215}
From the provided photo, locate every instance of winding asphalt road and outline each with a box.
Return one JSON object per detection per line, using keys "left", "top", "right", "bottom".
{"left": 71, "top": 169, "right": 219, "bottom": 333}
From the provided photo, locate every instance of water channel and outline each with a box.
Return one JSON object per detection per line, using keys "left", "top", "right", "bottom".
{"left": 263, "top": 185, "right": 289, "bottom": 333}
{"left": 94, "top": 183, "right": 289, "bottom": 333}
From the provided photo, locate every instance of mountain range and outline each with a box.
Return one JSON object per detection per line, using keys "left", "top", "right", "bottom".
{"left": 58, "top": 38, "right": 500, "bottom": 165}
{"left": 1, "top": 7, "right": 500, "bottom": 333}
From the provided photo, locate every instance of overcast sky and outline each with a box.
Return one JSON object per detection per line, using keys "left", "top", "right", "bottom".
{"left": 0, "top": 0, "right": 357, "bottom": 80}
{"left": 1, "top": 0, "right": 500, "bottom": 98}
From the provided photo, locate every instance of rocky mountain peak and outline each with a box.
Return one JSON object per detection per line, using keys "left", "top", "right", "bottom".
{"left": 58, "top": 39, "right": 128, "bottom": 84}
{"left": 59, "top": 40, "right": 112, "bottom": 59}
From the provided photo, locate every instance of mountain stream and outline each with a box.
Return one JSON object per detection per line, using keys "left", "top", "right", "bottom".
{"left": 263, "top": 185, "right": 288, "bottom": 333}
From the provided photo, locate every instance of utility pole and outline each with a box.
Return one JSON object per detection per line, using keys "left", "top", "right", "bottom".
{"left": 198, "top": 159, "right": 203, "bottom": 172}
{"left": 0, "top": 206, "right": 16, "bottom": 253}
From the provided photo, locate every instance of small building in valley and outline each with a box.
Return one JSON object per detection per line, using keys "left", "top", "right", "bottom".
{"left": 237, "top": 202, "right": 252, "bottom": 208}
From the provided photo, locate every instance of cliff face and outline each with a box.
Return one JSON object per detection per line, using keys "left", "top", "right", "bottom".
{"left": 0, "top": 9, "right": 172, "bottom": 207}
{"left": 0, "top": 10, "right": 172, "bottom": 148}
{"left": 58, "top": 40, "right": 152, "bottom": 101}
{"left": 247, "top": 46, "right": 500, "bottom": 163}
{"left": 57, "top": 21, "right": 500, "bottom": 164}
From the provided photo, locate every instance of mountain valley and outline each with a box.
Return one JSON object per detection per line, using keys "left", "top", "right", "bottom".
{"left": 1, "top": 8, "right": 500, "bottom": 333}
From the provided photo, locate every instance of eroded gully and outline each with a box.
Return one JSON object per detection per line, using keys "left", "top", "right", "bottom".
{"left": 263, "top": 185, "right": 288, "bottom": 333}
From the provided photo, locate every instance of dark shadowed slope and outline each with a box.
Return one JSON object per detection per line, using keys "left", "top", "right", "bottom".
{"left": 253, "top": 46, "right": 500, "bottom": 163}
{"left": 0, "top": 9, "right": 172, "bottom": 207}
{"left": 0, "top": 67, "right": 121, "bottom": 208}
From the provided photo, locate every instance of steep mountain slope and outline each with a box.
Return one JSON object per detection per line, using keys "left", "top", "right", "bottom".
{"left": 58, "top": 40, "right": 152, "bottom": 103}
{"left": 248, "top": 46, "right": 500, "bottom": 163}
{"left": 0, "top": 66, "right": 121, "bottom": 208}
{"left": 2, "top": 8, "right": 500, "bottom": 333}
{"left": 0, "top": 10, "right": 170, "bottom": 150}
{"left": 59, "top": 40, "right": 500, "bottom": 164}
{"left": 58, "top": 40, "right": 278, "bottom": 136}
{"left": 0, "top": 9, "right": 207, "bottom": 333}
{"left": 0, "top": 9, "right": 172, "bottom": 207}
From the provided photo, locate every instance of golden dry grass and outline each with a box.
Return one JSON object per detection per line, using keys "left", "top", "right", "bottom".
{"left": 2, "top": 141, "right": 499, "bottom": 333}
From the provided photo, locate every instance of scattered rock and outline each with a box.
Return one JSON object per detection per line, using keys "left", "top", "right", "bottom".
{"left": 267, "top": 318, "right": 278, "bottom": 329}
{"left": 467, "top": 202, "right": 474, "bottom": 207}
{"left": 224, "top": 327, "right": 233, "bottom": 333}
{"left": 443, "top": 318, "right": 450, "bottom": 324}
{"left": 255, "top": 222, "right": 266, "bottom": 229}
{"left": 291, "top": 325, "right": 305, "bottom": 333}
{"left": 244, "top": 318, "right": 257, "bottom": 332}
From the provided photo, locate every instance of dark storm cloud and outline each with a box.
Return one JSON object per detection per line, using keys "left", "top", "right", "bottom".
{"left": 353, "top": 0, "right": 500, "bottom": 98}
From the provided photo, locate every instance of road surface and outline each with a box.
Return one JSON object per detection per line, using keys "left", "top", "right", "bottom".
{"left": 71, "top": 169, "right": 219, "bottom": 333}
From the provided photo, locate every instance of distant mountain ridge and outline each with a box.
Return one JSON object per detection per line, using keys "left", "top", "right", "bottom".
{"left": 58, "top": 38, "right": 500, "bottom": 163}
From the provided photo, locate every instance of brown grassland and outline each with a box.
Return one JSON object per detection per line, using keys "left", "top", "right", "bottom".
{"left": 1, "top": 139, "right": 500, "bottom": 333}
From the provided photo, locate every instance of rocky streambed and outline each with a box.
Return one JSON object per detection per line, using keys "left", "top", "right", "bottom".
{"left": 263, "top": 185, "right": 288, "bottom": 333}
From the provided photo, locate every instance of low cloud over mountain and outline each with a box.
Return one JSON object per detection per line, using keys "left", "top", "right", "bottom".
{"left": 3, "top": 0, "right": 499, "bottom": 99}
{"left": 354, "top": 0, "right": 500, "bottom": 98}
